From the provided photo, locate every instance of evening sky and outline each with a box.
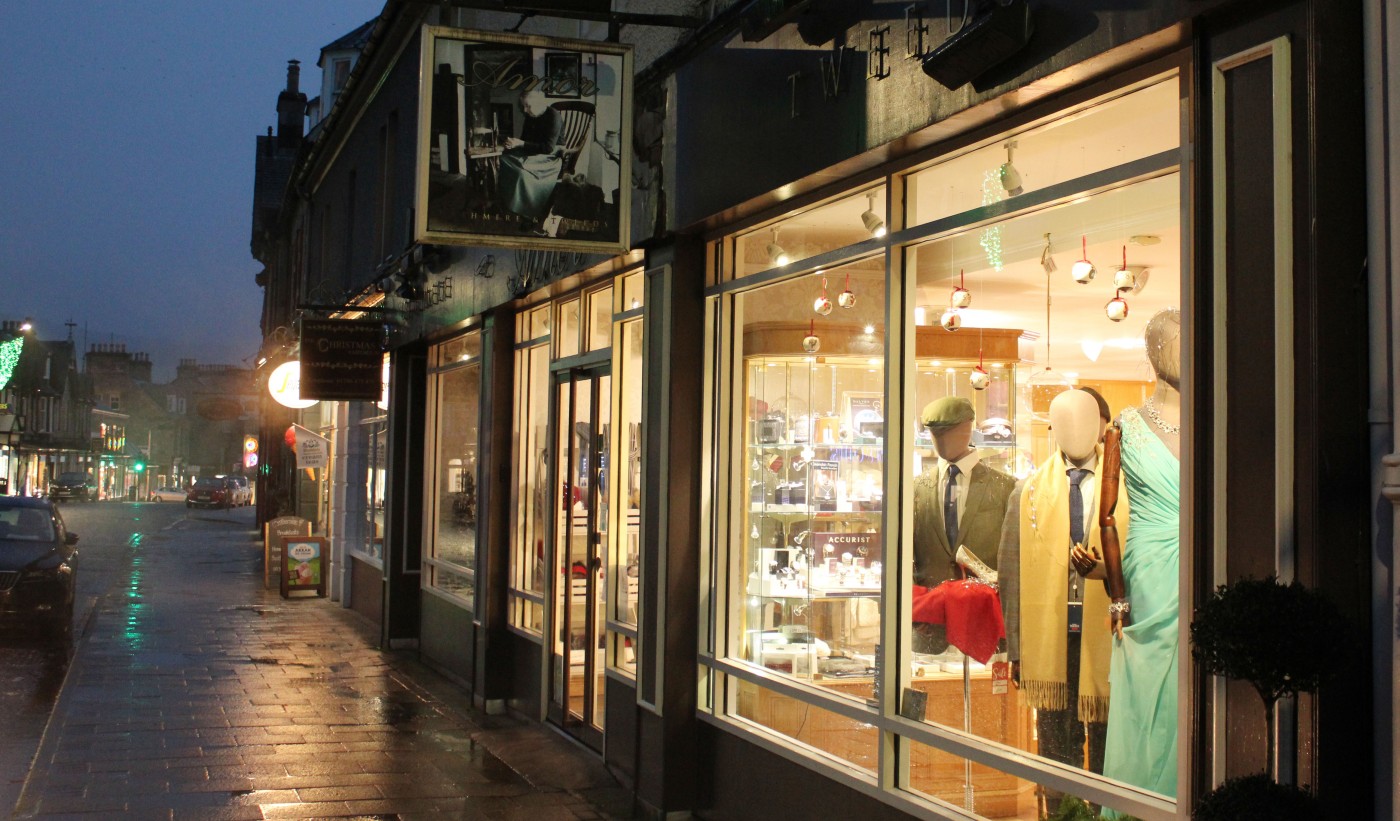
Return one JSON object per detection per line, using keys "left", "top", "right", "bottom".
{"left": 0, "top": 2, "right": 384, "bottom": 381}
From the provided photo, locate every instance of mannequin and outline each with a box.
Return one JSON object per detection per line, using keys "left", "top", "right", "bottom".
{"left": 912, "top": 397, "right": 1015, "bottom": 652}
{"left": 1100, "top": 308, "right": 1182, "bottom": 805}
{"left": 997, "top": 390, "right": 1127, "bottom": 803}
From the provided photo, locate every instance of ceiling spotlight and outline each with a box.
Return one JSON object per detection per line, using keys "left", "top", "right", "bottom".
{"left": 1129, "top": 234, "right": 1162, "bottom": 246}
{"left": 860, "top": 192, "right": 886, "bottom": 238}
{"left": 999, "top": 140, "right": 1023, "bottom": 197}
{"left": 765, "top": 228, "right": 790, "bottom": 266}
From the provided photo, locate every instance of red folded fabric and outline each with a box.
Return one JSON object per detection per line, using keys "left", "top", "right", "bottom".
{"left": 911, "top": 580, "right": 1005, "bottom": 664}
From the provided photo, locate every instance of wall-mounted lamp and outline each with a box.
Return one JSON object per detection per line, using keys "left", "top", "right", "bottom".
{"left": 765, "top": 228, "right": 790, "bottom": 266}
{"left": 860, "top": 192, "right": 886, "bottom": 238}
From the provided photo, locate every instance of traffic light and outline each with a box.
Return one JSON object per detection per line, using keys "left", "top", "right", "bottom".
{"left": 133, "top": 461, "right": 145, "bottom": 473}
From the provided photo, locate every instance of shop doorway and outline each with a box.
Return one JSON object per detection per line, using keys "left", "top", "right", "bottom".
{"left": 547, "top": 364, "right": 611, "bottom": 749}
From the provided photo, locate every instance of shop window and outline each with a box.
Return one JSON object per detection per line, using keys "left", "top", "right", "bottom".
{"left": 586, "top": 286, "right": 613, "bottom": 352}
{"left": 727, "top": 258, "right": 887, "bottom": 703}
{"left": 557, "top": 298, "right": 581, "bottom": 358}
{"left": 905, "top": 78, "right": 1178, "bottom": 229}
{"left": 608, "top": 316, "right": 644, "bottom": 676}
{"left": 426, "top": 331, "right": 483, "bottom": 609}
{"left": 903, "top": 171, "right": 1182, "bottom": 813}
{"left": 509, "top": 337, "right": 551, "bottom": 634}
{"left": 732, "top": 185, "right": 888, "bottom": 281}
{"left": 620, "top": 271, "right": 643, "bottom": 310}
{"left": 705, "top": 73, "right": 1184, "bottom": 821}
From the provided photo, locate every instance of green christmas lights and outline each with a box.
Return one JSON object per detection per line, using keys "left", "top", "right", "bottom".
{"left": 0, "top": 336, "right": 22, "bottom": 392}
{"left": 979, "top": 169, "right": 1005, "bottom": 272}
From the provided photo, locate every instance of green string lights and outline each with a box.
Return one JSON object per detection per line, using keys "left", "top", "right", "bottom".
{"left": 0, "top": 336, "right": 22, "bottom": 392}
{"left": 979, "top": 169, "right": 1005, "bottom": 273}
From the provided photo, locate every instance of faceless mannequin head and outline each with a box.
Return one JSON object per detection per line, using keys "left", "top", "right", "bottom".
{"left": 931, "top": 419, "right": 975, "bottom": 463}
{"left": 1145, "top": 308, "right": 1182, "bottom": 391}
{"left": 1048, "top": 390, "right": 1101, "bottom": 461}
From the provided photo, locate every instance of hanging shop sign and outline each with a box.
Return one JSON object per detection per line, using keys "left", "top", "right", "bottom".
{"left": 268, "top": 361, "right": 318, "bottom": 409}
{"left": 290, "top": 424, "right": 330, "bottom": 469}
{"left": 414, "top": 26, "right": 632, "bottom": 254}
{"left": 299, "top": 319, "right": 383, "bottom": 401}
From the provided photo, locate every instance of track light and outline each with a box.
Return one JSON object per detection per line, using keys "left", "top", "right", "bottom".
{"left": 860, "top": 192, "right": 886, "bottom": 238}
{"left": 1000, "top": 140, "right": 1023, "bottom": 197}
{"left": 765, "top": 228, "right": 790, "bottom": 266}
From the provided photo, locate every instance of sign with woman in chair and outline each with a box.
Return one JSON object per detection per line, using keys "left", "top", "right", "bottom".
{"left": 416, "top": 27, "right": 632, "bottom": 254}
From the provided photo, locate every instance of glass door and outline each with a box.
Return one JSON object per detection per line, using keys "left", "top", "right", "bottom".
{"left": 547, "top": 365, "right": 610, "bottom": 748}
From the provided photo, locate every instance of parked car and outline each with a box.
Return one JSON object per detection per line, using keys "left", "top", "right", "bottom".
{"left": 0, "top": 496, "right": 79, "bottom": 631}
{"left": 148, "top": 486, "right": 186, "bottom": 503}
{"left": 186, "top": 477, "right": 231, "bottom": 509}
{"left": 47, "top": 472, "right": 95, "bottom": 503}
{"left": 218, "top": 475, "right": 252, "bottom": 507}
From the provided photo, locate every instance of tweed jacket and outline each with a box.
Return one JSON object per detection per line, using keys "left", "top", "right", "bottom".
{"left": 912, "top": 459, "right": 1017, "bottom": 587}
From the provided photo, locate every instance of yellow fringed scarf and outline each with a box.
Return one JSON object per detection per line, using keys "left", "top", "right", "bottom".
{"left": 1018, "top": 447, "right": 1127, "bottom": 723}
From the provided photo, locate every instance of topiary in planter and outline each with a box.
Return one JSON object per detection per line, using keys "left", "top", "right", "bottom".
{"left": 1192, "top": 773, "right": 1324, "bottom": 821}
{"left": 1190, "top": 576, "right": 1353, "bottom": 803}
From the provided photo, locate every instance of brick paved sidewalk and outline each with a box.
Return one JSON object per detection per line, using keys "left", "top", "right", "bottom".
{"left": 12, "top": 517, "right": 631, "bottom": 820}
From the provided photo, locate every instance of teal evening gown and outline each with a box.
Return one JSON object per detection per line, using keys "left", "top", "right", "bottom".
{"left": 1103, "top": 407, "right": 1179, "bottom": 809}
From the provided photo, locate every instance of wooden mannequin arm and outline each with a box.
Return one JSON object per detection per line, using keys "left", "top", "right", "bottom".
{"left": 1100, "top": 424, "right": 1129, "bottom": 636}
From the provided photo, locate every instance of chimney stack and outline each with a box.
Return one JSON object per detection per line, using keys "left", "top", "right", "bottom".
{"left": 276, "top": 59, "right": 307, "bottom": 148}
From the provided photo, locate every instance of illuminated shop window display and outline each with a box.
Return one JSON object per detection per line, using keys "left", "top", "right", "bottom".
{"left": 426, "top": 331, "right": 483, "bottom": 609}
{"left": 706, "top": 76, "right": 1185, "bottom": 819}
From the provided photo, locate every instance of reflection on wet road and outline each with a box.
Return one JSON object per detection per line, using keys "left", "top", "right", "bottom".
{"left": 0, "top": 500, "right": 187, "bottom": 811}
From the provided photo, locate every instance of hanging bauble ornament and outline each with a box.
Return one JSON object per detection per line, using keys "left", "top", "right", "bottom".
{"left": 802, "top": 318, "right": 821, "bottom": 352}
{"left": 1112, "top": 246, "right": 1136, "bottom": 290}
{"left": 940, "top": 308, "right": 963, "bottom": 331}
{"left": 1072, "top": 235, "right": 1096, "bottom": 284}
{"left": 838, "top": 273, "right": 857, "bottom": 309}
{"left": 950, "top": 269, "right": 972, "bottom": 309}
{"left": 1106, "top": 295, "right": 1129, "bottom": 322}
{"left": 813, "top": 276, "right": 833, "bottom": 316}
{"left": 969, "top": 366, "right": 990, "bottom": 391}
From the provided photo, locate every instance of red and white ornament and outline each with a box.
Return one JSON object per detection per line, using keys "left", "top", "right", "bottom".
{"left": 1072, "top": 235, "right": 1096, "bottom": 284}
{"left": 1112, "top": 246, "right": 1136, "bottom": 290}
{"left": 813, "top": 276, "right": 833, "bottom": 316}
{"left": 837, "top": 273, "right": 857, "bottom": 309}
{"left": 940, "top": 309, "right": 963, "bottom": 331}
{"left": 1106, "top": 295, "right": 1129, "bottom": 322}
{"left": 950, "top": 269, "right": 972, "bottom": 309}
{"left": 802, "top": 318, "right": 821, "bottom": 352}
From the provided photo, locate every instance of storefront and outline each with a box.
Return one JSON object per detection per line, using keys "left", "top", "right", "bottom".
{"left": 255, "top": 1, "right": 1378, "bottom": 817}
{"left": 698, "top": 71, "right": 1184, "bottom": 820}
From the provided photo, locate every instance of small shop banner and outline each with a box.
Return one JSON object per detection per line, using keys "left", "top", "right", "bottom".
{"left": 291, "top": 424, "right": 330, "bottom": 469}
{"left": 281, "top": 536, "right": 328, "bottom": 598}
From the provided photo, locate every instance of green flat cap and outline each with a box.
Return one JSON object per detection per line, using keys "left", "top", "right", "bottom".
{"left": 921, "top": 396, "right": 974, "bottom": 429}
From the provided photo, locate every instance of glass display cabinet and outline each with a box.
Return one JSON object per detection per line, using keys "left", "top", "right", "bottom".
{"left": 737, "top": 322, "right": 1021, "bottom": 690}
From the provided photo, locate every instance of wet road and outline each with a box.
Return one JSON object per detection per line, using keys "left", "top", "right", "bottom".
{"left": 6, "top": 501, "right": 627, "bottom": 819}
{"left": 0, "top": 500, "right": 213, "bottom": 810}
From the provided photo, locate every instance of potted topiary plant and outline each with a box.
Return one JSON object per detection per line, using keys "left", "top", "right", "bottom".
{"left": 1188, "top": 576, "right": 1352, "bottom": 819}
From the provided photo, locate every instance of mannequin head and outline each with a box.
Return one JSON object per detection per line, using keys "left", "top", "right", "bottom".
{"left": 932, "top": 419, "right": 974, "bottom": 463}
{"left": 1048, "top": 390, "right": 1101, "bottom": 461}
{"left": 1145, "top": 308, "right": 1182, "bottom": 391}
{"left": 922, "top": 397, "right": 976, "bottom": 463}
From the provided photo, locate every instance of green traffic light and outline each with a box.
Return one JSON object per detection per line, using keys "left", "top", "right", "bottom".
{"left": 133, "top": 462, "right": 145, "bottom": 473}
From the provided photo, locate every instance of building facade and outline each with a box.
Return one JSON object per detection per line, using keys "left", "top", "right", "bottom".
{"left": 253, "top": 1, "right": 1398, "bottom": 818}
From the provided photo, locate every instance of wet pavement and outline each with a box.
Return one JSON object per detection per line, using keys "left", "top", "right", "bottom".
{"left": 11, "top": 509, "right": 630, "bottom": 819}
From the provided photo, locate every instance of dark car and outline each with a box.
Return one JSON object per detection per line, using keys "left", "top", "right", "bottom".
{"left": 47, "top": 471, "right": 95, "bottom": 502}
{"left": 0, "top": 496, "right": 79, "bottom": 630}
{"left": 185, "top": 476, "right": 231, "bottom": 509}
